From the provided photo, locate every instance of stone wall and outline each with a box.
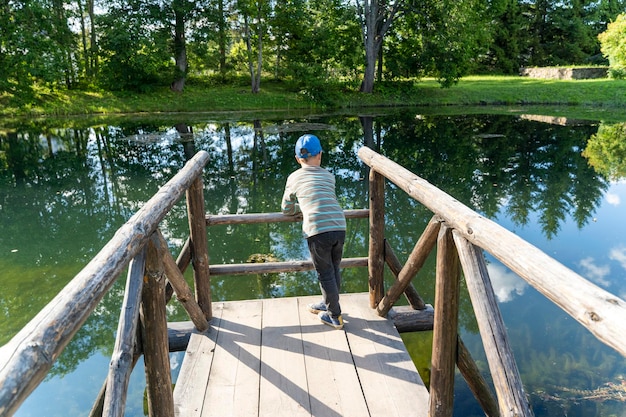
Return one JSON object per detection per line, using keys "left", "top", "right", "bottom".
{"left": 520, "top": 67, "right": 608, "bottom": 80}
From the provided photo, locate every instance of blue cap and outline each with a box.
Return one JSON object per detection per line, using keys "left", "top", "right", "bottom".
{"left": 295, "top": 134, "right": 322, "bottom": 159}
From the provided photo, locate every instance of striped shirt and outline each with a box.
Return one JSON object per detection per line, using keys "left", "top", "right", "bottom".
{"left": 281, "top": 166, "right": 346, "bottom": 238}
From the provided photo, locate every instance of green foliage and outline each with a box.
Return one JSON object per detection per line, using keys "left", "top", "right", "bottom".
{"left": 269, "top": 0, "right": 361, "bottom": 86}
{"left": 4, "top": 0, "right": 626, "bottom": 97}
{"left": 480, "top": 0, "right": 623, "bottom": 72}
{"left": 481, "top": 0, "right": 528, "bottom": 74}
{"left": 386, "top": 0, "right": 491, "bottom": 86}
{"left": 0, "top": 1, "right": 77, "bottom": 93}
{"left": 96, "top": 7, "right": 174, "bottom": 91}
{"left": 598, "top": 13, "right": 626, "bottom": 78}
{"left": 543, "top": 0, "right": 599, "bottom": 65}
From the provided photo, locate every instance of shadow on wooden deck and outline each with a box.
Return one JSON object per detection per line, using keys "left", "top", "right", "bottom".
{"left": 173, "top": 293, "right": 429, "bottom": 417}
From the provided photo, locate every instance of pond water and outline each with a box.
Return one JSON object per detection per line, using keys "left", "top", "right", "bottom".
{"left": 1, "top": 108, "right": 625, "bottom": 417}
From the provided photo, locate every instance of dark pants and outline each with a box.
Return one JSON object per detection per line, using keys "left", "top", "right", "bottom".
{"left": 307, "top": 230, "right": 346, "bottom": 318}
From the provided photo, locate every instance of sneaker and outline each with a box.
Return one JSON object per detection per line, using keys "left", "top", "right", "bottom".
{"left": 318, "top": 312, "right": 344, "bottom": 330}
{"left": 307, "top": 302, "right": 327, "bottom": 314}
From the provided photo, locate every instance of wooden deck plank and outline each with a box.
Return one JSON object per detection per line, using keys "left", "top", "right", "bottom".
{"left": 173, "top": 293, "right": 429, "bottom": 417}
{"left": 201, "top": 300, "right": 262, "bottom": 417}
{"left": 173, "top": 302, "right": 224, "bottom": 417}
{"left": 298, "top": 296, "right": 371, "bottom": 417}
{"left": 341, "top": 294, "right": 429, "bottom": 417}
{"left": 259, "top": 297, "right": 311, "bottom": 416}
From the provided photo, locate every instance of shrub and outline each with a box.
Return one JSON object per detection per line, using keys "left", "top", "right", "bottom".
{"left": 598, "top": 14, "right": 626, "bottom": 79}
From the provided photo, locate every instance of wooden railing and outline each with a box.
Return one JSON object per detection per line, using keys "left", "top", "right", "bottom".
{"left": 0, "top": 151, "right": 211, "bottom": 417}
{"left": 198, "top": 210, "right": 431, "bottom": 325}
{"left": 358, "top": 146, "right": 626, "bottom": 417}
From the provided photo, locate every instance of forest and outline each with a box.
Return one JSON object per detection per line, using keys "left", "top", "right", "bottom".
{"left": 2, "top": 0, "right": 626, "bottom": 97}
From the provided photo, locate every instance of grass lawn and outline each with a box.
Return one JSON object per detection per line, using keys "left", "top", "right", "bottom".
{"left": 1, "top": 75, "right": 626, "bottom": 122}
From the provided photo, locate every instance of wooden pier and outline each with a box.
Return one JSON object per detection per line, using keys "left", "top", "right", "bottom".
{"left": 174, "top": 293, "right": 429, "bottom": 417}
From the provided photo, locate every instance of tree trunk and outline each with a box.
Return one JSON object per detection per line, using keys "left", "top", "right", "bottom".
{"left": 88, "top": 0, "right": 98, "bottom": 75}
{"left": 359, "top": 0, "right": 378, "bottom": 93}
{"left": 377, "top": 30, "right": 384, "bottom": 82}
{"left": 217, "top": 0, "right": 227, "bottom": 77}
{"left": 357, "top": 0, "right": 404, "bottom": 93}
{"left": 171, "top": 0, "right": 188, "bottom": 93}
{"left": 244, "top": 14, "right": 254, "bottom": 91}
{"left": 253, "top": 1, "right": 263, "bottom": 93}
{"left": 243, "top": 13, "right": 261, "bottom": 94}
{"left": 52, "top": 0, "right": 74, "bottom": 88}
{"left": 77, "top": 0, "right": 89, "bottom": 77}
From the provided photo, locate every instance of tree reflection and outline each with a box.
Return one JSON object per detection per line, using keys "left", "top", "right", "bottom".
{"left": 373, "top": 112, "right": 607, "bottom": 239}
{"left": 582, "top": 122, "right": 626, "bottom": 181}
{"left": 0, "top": 111, "right": 611, "bottom": 380}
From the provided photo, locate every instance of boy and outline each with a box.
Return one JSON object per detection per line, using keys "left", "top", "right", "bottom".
{"left": 281, "top": 134, "right": 347, "bottom": 329}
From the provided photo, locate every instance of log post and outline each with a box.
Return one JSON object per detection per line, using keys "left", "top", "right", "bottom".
{"left": 90, "top": 354, "right": 142, "bottom": 417}
{"left": 429, "top": 224, "right": 460, "bottom": 417}
{"left": 102, "top": 248, "right": 146, "bottom": 417}
{"left": 453, "top": 231, "right": 533, "bottom": 417}
{"left": 141, "top": 236, "right": 174, "bottom": 417}
{"left": 155, "top": 230, "right": 208, "bottom": 332}
{"left": 176, "top": 237, "right": 192, "bottom": 274}
{"left": 368, "top": 169, "right": 385, "bottom": 308}
{"left": 383, "top": 240, "right": 426, "bottom": 310}
{"left": 456, "top": 337, "right": 500, "bottom": 417}
{"left": 165, "top": 237, "right": 192, "bottom": 304}
{"left": 187, "top": 174, "right": 212, "bottom": 320}
{"left": 377, "top": 216, "right": 441, "bottom": 316}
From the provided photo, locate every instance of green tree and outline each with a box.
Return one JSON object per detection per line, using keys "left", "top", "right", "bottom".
{"left": 270, "top": 0, "right": 361, "bottom": 89}
{"left": 186, "top": 0, "right": 232, "bottom": 79}
{"left": 480, "top": 0, "right": 530, "bottom": 74}
{"left": 232, "top": 0, "right": 270, "bottom": 93}
{"left": 0, "top": 0, "right": 77, "bottom": 93}
{"left": 595, "top": 0, "right": 626, "bottom": 32}
{"left": 479, "top": 0, "right": 625, "bottom": 72}
{"left": 97, "top": 1, "right": 173, "bottom": 91}
{"left": 544, "top": 0, "right": 598, "bottom": 65}
{"left": 97, "top": 0, "right": 211, "bottom": 92}
{"left": 384, "top": 0, "right": 490, "bottom": 85}
{"left": 215, "top": 0, "right": 231, "bottom": 77}
{"left": 170, "top": 0, "right": 195, "bottom": 91}
{"left": 271, "top": 0, "right": 307, "bottom": 80}
{"left": 355, "top": 0, "right": 405, "bottom": 93}
{"left": 598, "top": 13, "right": 626, "bottom": 78}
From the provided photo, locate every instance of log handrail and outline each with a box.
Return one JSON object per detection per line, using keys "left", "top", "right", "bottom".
{"left": 357, "top": 146, "right": 626, "bottom": 358}
{"left": 103, "top": 247, "right": 146, "bottom": 417}
{"left": 453, "top": 230, "right": 531, "bottom": 416}
{"left": 208, "top": 257, "right": 368, "bottom": 275}
{"left": 205, "top": 209, "right": 369, "bottom": 225}
{"left": 0, "top": 151, "right": 210, "bottom": 417}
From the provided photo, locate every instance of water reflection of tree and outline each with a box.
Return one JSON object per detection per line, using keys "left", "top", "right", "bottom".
{"left": 0, "top": 111, "right": 612, "bottom": 380}
{"left": 582, "top": 122, "right": 626, "bottom": 181}
{"left": 202, "top": 119, "right": 372, "bottom": 300}
{"left": 502, "top": 300, "right": 626, "bottom": 417}
{"left": 374, "top": 112, "right": 608, "bottom": 239}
